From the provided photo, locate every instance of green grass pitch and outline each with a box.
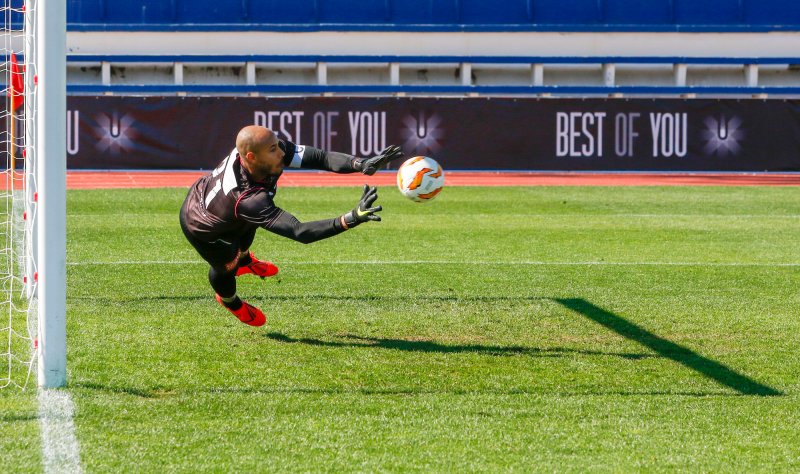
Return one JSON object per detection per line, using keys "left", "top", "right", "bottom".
{"left": 2, "top": 185, "right": 800, "bottom": 472}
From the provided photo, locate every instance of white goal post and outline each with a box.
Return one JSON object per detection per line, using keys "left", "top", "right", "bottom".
{"left": 35, "top": 0, "right": 66, "bottom": 389}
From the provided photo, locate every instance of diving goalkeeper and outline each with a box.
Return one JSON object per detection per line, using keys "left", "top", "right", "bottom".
{"left": 179, "top": 125, "right": 403, "bottom": 326}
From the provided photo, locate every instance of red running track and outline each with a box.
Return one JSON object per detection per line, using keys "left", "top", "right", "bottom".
{"left": 3, "top": 171, "right": 800, "bottom": 190}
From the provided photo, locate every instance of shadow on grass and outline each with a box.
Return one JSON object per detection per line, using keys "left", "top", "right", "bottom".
{"left": 69, "top": 295, "right": 211, "bottom": 303}
{"left": 555, "top": 298, "right": 783, "bottom": 397}
{"left": 266, "top": 332, "right": 656, "bottom": 360}
{"left": 71, "top": 381, "right": 167, "bottom": 399}
{"left": 0, "top": 413, "right": 38, "bottom": 422}
{"left": 72, "top": 381, "right": 746, "bottom": 398}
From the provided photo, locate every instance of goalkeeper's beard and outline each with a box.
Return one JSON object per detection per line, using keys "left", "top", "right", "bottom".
{"left": 259, "top": 165, "right": 284, "bottom": 180}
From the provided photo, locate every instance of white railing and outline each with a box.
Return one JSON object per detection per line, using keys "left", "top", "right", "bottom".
{"left": 64, "top": 55, "right": 800, "bottom": 97}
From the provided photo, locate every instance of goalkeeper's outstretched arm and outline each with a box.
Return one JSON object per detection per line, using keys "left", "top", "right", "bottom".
{"left": 294, "top": 144, "right": 404, "bottom": 175}
{"left": 238, "top": 185, "right": 384, "bottom": 244}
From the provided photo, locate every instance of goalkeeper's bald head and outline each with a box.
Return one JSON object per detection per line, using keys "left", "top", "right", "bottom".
{"left": 236, "top": 125, "right": 274, "bottom": 157}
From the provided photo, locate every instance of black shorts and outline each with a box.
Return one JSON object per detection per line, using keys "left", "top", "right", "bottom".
{"left": 179, "top": 207, "right": 257, "bottom": 271}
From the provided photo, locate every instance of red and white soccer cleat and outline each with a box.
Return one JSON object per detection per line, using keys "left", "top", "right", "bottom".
{"left": 235, "top": 252, "right": 279, "bottom": 278}
{"left": 215, "top": 294, "right": 266, "bottom": 327}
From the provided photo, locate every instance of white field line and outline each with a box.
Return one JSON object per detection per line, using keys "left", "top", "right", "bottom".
{"left": 66, "top": 260, "right": 800, "bottom": 267}
{"left": 69, "top": 213, "right": 800, "bottom": 219}
{"left": 38, "top": 389, "right": 83, "bottom": 474}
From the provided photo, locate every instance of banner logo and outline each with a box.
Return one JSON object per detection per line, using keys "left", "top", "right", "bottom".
{"left": 702, "top": 115, "right": 744, "bottom": 156}
{"left": 93, "top": 112, "right": 138, "bottom": 155}
{"left": 402, "top": 111, "right": 443, "bottom": 155}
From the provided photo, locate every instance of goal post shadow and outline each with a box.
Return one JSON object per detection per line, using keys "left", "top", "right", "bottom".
{"left": 553, "top": 298, "right": 782, "bottom": 397}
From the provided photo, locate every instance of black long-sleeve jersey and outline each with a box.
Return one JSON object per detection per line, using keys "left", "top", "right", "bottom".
{"left": 181, "top": 140, "right": 360, "bottom": 244}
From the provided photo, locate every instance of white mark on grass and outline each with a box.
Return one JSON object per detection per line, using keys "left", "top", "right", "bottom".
{"left": 38, "top": 389, "right": 83, "bottom": 474}
{"left": 68, "top": 213, "right": 800, "bottom": 218}
{"left": 435, "top": 213, "right": 800, "bottom": 219}
{"left": 66, "top": 260, "right": 800, "bottom": 267}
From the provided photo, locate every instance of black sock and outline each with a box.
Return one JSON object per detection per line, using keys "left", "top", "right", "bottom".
{"left": 209, "top": 266, "right": 237, "bottom": 303}
{"left": 221, "top": 296, "right": 243, "bottom": 311}
{"left": 238, "top": 252, "right": 253, "bottom": 266}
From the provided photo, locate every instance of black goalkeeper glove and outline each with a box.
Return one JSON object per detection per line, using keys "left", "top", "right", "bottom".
{"left": 341, "top": 185, "right": 382, "bottom": 229}
{"left": 355, "top": 145, "right": 404, "bottom": 175}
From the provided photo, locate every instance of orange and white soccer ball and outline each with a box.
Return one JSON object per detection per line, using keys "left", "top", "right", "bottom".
{"left": 396, "top": 156, "right": 445, "bottom": 202}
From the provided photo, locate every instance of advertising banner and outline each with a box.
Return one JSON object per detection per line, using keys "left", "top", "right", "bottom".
{"left": 59, "top": 96, "right": 800, "bottom": 171}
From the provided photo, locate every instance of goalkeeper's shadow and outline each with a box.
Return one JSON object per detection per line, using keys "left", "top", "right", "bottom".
{"left": 553, "top": 298, "right": 783, "bottom": 397}
{"left": 265, "top": 332, "right": 655, "bottom": 360}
